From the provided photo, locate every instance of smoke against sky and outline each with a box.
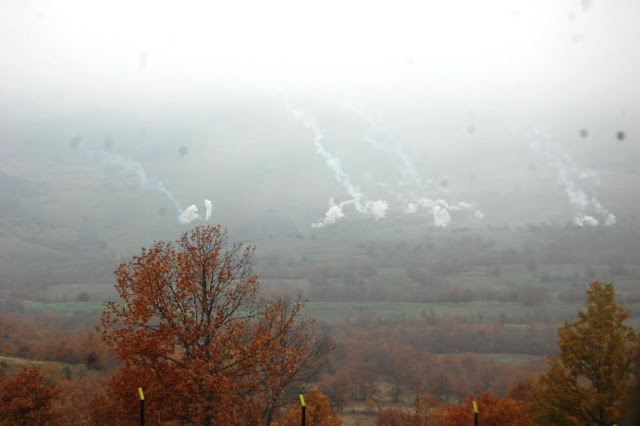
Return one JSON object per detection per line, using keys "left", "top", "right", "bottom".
{"left": 527, "top": 128, "right": 616, "bottom": 227}
{"left": 0, "top": 0, "right": 638, "bottom": 233}
{"left": 77, "top": 141, "right": 212, "bottom": 224}
{"left": 288, "top": 106, "right": 390, "bottom": 227}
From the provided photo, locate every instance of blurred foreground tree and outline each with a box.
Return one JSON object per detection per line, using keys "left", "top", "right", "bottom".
{"left": 0, "top": 367, "right": 62, "bottom": 425}
{"left": 433, "top": 390, "right": 535, "bottom": 425}
{"left": 531, "top": 281, "right": 639, "bottom": 425}
{"left": 276, "top": 388, "right": 341, "bottom": 426}
{"left": 97, "top": 225, "right": 331, "bottom": 425}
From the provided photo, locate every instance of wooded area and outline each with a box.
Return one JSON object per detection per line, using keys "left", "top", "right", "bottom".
{"left": 0, "top": 226, "right": 638, "bottom": 425}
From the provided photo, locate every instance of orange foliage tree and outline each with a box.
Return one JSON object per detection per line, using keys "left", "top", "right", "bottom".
{"left": 98, "top": 225, "right": 331, "bottom": 425}
{"left": 0, "top": 366, "right": 62, "bottom": 425}
{"left": 434, "top": 390, "right": 535, "bottom": 426}
{"left": 276, "top": 388, "right": 342, "bottom": 426}
{"left": 531, "top": 281, "right": 639, "bottom": 425}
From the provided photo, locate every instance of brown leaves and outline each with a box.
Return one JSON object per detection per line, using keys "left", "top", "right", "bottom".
{"left": 99, "top": 225, "right": 331, "bottom": 425}
{"left": 433, "top": 391, "right": 535, "bottom": 426}
{"left": 0, "top": 367, "right": 62, "bottom": 425}
{"left": 276, "top": 389, "right": 342, "bottom": 426}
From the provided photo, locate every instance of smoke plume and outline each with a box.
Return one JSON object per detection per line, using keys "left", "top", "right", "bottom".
{"left": 312, "top": 198, "right": 345, "bottom": 228}
{"left": 204, "top": 199, "right": 213, "bottom": 220}
{"left": 79, "top": 143, "right": 211, "bottom": 225}
{"left": 179, "top": 205, "right": 200, "bottom": 224}
{"left": 527, "top": 129, "right": 615, "bottom": 227}
{"left": 288, "top": 107, "right": 390, "bottom": 227}
{"left": 347, "top": 104, "right": 484, "bottom": 227}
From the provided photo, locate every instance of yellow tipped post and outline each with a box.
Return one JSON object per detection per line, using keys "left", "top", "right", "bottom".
{"left": 138, "top": 387, "right": 145, "bottom": 426}
{"left": 300, "top": 394, "right": 306, "bottom": 426}
{"left": 472, "top": 400, "right": 478, "bottom": 425}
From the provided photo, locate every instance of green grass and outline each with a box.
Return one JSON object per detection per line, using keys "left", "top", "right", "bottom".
{"left": 22, "top": 296, "right": 640, "bottom": 330}
{"left": 304, "top": 301, "right": 589, "bottom": 325}
{"left": 44, "top": 282, "right": 117, "bottom": 302}
{"left": 24, "top": 300, "right": 105, "bottom": 315}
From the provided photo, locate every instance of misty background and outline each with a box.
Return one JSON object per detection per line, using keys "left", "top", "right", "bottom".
{"left": 1, "top": 0, "right": 639, "bottom": 289}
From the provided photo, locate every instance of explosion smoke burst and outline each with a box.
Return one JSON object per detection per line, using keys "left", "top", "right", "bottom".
{"left": 312, "top": 198, "right": 345, "bottom": 228}
{"left": 527, "top": 129, "right": 615, "bottom": 227}
{"left": 179, "top": 205, "right": 200, "bottom": 224}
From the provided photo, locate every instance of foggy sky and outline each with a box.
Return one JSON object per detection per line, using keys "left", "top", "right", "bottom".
{"left": 1, "top": 0, "right": 639, "bottom": 115}
{"left": 1, "top": 0, "right": 639, "bottom": 238}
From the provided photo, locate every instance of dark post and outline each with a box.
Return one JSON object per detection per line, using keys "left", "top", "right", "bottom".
{"left": 299, "top": 394, "right": 306, "bottom": 426}
{"left": 138, "top": 387, "right": 145, "bottom": 426}
{"left": 473, "top": 399, "right": 478, "bottom": 426}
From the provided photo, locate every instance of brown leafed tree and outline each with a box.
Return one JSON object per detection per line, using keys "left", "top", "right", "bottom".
{"left": 531, "top": 281, "right": 639, "bottom": 425}
{"left": 434, "top": 390, "right": 535, "bottom": 426}
{"left": 98, "top": 225, "right": 331, "bottom": 425}
{"left": 276, "top": 388, "right": 342, "bottom": 426}
{"left": 0, "top": 366, "right": 62, "bottom": 426}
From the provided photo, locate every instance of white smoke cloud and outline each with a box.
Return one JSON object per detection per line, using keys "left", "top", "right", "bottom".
{"left": 371, "top": 199, "right": 389, "bottom": 220}
{"left": 605, "top": 213, "right": 616, "bottom": 226}
{"left": 204, "top": 199, "right": 213, "bottom": 220}
{"left": 474, "top": 210, "right": 486, "bottom": 220}
{"left": 528, "top": 129, "right": 616, "bottom": 227}
{"left": 179, "top": 205, "right": 200, "bottom": 224}
{"left": 312, "top": 198, "right": 345, "bottom": 228}
{"left": 433, "top": 205, "right": 451, "bottom": 227}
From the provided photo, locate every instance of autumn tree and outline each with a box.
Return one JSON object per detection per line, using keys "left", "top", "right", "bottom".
{"left": 0, "top": 367, "right": 62, "bottom": 426}
{"left": 99, "top": 225, "right": 331, "bottom": 425}
{"left": 276, "top": 388, "right": 342, "bottom": 426}
{"left": 531, "top": 281, "right": 639, "bottom": 425}
{"left": 434, "top": 390, "right": 535, "bottom": 426}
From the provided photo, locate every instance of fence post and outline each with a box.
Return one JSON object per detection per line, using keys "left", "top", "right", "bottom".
{"left": 472, "top": 399, "right": 478, "bottom": 426}
{"left": 138, "top": 387, "right": 145, "bottom": 426}
{"left": 299, "top": 394, "right": 306, "bottom": 426}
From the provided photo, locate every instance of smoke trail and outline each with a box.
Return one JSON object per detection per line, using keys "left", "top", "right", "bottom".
{"left": 85, "top": 148, "right": 183, "bottom": 213}
{"left": 204, "top": 199, "right": 213, "bottom": 220}
{"left": 346, "top": 104, "right": 484, "bottom": 227}
{"left": 527, "top": 129, "right": 615, "bottom": 227}
{"left": 346, "top": 103, "right": 435, "bottom": 190}
{"left": 288, "top": 107, "right": 389, "bottom": 226}
{"left": 78, "top": 144, "right": 209, "bottom": 224}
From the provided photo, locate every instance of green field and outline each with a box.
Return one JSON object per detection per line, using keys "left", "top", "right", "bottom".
{"left": 24, "top": 300, "right": 105, "bottom": 315}
{"left": 26, "top": 295, "right": 640, "bottom": 330}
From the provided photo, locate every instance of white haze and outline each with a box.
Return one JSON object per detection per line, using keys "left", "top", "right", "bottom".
{"left": 0, "top": 0, "right": 639, "bottom": 235}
